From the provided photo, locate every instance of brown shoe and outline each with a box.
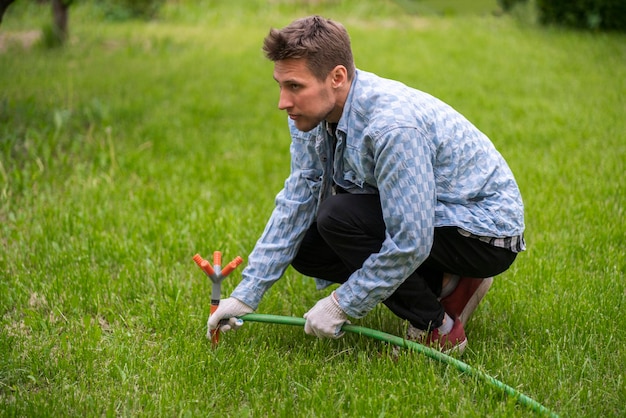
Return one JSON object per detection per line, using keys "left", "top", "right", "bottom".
{"left": 440, "top": 277, "right": 493, "bottom": 327}
{"left": 407, "top": 317, "right": 468, "bottom": 355}
{"left": 425, "top": 317, "right": 468, "bottom": 354}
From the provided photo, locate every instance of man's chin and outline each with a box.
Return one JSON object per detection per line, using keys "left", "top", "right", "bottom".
{"left": 296, "top": 123, "right": 318, "bottom": 132}
{"left": 293, "top": 118, "right": 321, "bottom": 132}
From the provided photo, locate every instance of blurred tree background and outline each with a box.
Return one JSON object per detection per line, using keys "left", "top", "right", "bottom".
{"left": 0, "top": 0, "right": 164, "bottom": 46}
{"left": 1, "top": 0, "right": 625, "bottom": 46}
{"left": 500, "top": 0, "right": 626, "bottom": 31}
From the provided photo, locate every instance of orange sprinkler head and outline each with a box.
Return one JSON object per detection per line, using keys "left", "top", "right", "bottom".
{"left": 200, "top": 259, "right": 216, "bottom": 277}
{"left": 192, "top": 253, "right": 203, "bottom": 266}
{"left": 193, "top": 254, "right": 217, "bottom": 278}
{"left": 221, "top": 256, "right": 244, "bottom": 277}
{"left": 213, "top": 251, "right": 222, "bottom": 267}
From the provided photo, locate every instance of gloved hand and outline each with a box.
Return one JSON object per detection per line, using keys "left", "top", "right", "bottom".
{"left": 207, "top": 297, "right": 254, "bottom": 338}
{"left": 303, "top": 292, "right": 349, "bottom": 339}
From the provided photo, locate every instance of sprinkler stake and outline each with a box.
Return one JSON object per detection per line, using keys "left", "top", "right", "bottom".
{"left": 193, "top": 251, "right": 243, "bottom": 346}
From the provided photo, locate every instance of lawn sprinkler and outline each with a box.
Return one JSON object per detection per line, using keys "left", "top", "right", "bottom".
{"left": 192, "top": 251, "right": 243, "bottom": 346}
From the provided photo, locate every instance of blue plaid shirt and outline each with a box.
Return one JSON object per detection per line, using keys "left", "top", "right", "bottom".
{"left": 231, "top": 70, "right": 525, "bottom": 318}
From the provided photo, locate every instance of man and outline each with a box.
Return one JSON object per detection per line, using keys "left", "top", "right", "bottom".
{"left": 208, "top": 16, "right": 525, "bottom": 354}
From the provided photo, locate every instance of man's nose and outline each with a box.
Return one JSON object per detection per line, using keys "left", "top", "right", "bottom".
{"left": 278, "top": 90, "right": 292, "bottom": 110}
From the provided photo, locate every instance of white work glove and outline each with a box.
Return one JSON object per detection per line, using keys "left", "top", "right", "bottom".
{"left": 207, "top": 297, "right": 254, "bottom": 338}
{"left": 303, "top": 292, "right": 349, "bottom": 339}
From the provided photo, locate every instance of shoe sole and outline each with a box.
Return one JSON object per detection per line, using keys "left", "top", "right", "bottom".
{"left": 443, "top": 338, "right": 468, "bottom": 356}
{"left": 458, "top": 277, "right": 493, "bottom": 327}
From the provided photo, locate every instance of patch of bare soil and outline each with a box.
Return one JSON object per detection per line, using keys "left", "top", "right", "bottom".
{"left": 0, "top": 30, "right": 41, "bottom": 52}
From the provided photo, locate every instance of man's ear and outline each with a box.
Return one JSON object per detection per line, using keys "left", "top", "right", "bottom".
{"left": 330, "top": 65, "right": 348, "bottom": 89}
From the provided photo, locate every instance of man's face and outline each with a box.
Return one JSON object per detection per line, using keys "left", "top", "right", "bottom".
{"left": 273, "top": 58, "right": 339, "bottom": 132}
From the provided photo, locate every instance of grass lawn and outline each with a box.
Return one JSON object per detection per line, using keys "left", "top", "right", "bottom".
{"left": 1, "top": 0, "right": 625, "bottom": 416}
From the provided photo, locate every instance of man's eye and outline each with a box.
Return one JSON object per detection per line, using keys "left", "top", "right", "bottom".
{"left": 290, "top": 84, "right": 300, "bottom": 90}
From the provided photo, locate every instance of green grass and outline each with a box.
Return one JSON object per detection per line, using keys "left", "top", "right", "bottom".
{"left": 1, "top": 1, "right": 625, "bottom": 416}
{"left": 394, "top": 0, "right": 500, "bottom": 16}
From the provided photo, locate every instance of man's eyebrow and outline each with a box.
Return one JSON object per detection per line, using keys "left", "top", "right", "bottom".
{"left": 273, "top": 76, "right": 301, "bottom": 84}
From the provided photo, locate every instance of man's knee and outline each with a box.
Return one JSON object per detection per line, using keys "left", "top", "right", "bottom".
{"left": 290, "top": 256, "right": 309, "bottom": 276}
{"left": 316, "top": 195, "right": 344, "bottom": 234}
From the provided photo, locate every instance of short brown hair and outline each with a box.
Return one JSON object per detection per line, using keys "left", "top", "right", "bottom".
{"left": 262, "top": 15, "right": 356, "bottom": 81}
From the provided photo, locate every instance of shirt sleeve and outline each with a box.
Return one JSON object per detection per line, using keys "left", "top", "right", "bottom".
{"left": 334, "top": 126, "right": 436, "bottom": 318}
{"left": 230, "top": 133, "right": 320, "bottom": 310}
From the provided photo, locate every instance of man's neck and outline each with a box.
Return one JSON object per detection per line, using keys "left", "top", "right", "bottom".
{"left": 325, "top": 79, "right": 351, "bottom": 123}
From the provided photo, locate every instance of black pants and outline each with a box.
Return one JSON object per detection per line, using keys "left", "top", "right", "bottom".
{"left": 291, "top": 193, "right": 517, "bottom": 329}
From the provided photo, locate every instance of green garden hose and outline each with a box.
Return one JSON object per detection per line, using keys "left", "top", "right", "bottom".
{"left": 240, "top": 313, "right": 558, "bottom": 417}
